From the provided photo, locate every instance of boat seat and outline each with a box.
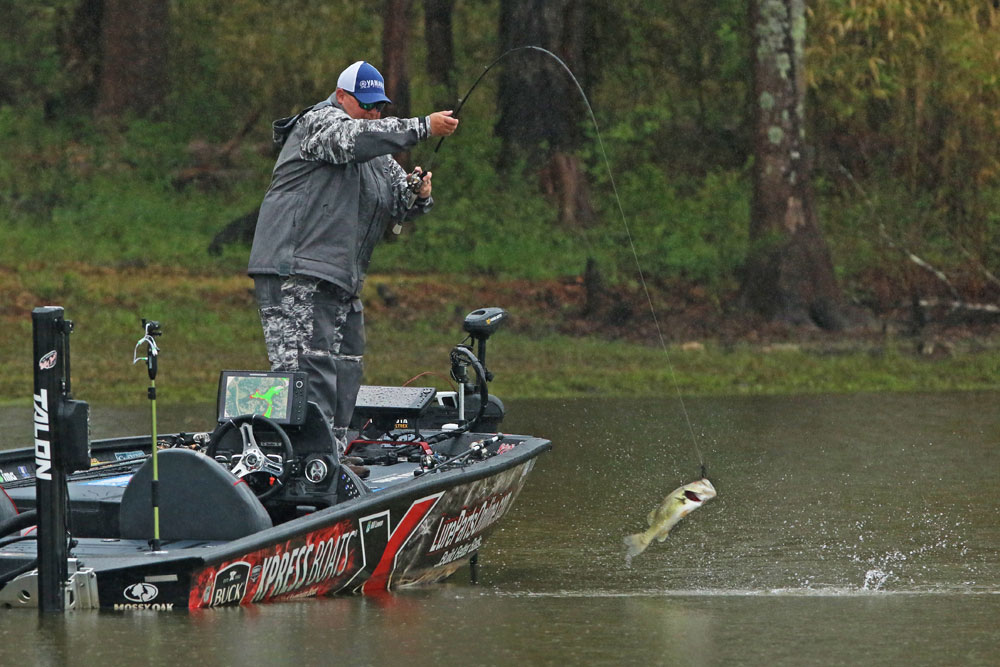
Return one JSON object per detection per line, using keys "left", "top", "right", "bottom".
{"left": 119, "top": 448, "right": 272, "bottom": 542}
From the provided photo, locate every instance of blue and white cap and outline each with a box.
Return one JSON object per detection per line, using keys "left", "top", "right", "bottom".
{"left": 337, "top": 61, "right": 392, "bottom": 105}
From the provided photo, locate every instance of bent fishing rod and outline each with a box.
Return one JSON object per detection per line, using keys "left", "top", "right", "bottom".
{"left": 414, "top": 46, "right": 708, "bottom": 479}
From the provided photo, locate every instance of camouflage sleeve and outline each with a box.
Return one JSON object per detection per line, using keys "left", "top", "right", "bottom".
{"left": 299, "top": 107, "right": 430, "bottom": 164}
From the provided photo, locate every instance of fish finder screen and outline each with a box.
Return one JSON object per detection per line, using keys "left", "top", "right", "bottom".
{"left": 217, "top": 371, "right": 307, "bottom": 425}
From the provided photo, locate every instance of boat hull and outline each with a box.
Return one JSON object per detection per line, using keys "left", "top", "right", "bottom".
{"left": 1, "top": 437, "right": 548, "bottom": 611}
{"left": 187, "top": 458, "right": 534, "bottom": 609}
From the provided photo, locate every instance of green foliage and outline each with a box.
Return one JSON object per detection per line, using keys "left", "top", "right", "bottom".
{"left": 0, "top": 0, "right": 79, "bottom": 106}
{"left": 170, "top": 0, "right": 384, "bottom": 132}
{"left": 588, "top": 162, "right": 749, "bottom": 288}
{"left": 1, "top": 0, "right": 999, "bottom": 306}
{"left": 0, "top": 109, "right": 265, "bottom": 272}
{"left": 373, "top": 120, "right": 583, "bottom": 279}
{"left": 807, "top": 0, "right": 1000, "bottom": 288}
{"left": 588, "top": 2, "right": 752, "bottom": 175}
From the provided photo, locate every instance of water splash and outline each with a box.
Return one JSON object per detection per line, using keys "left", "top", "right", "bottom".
{"left": 862, "top": 568, "right": 890, "bottom": 590}
{"left": 848, "top": 510, "right": 973, "bottom": 591}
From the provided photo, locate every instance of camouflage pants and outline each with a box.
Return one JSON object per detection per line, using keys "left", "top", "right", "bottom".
{"left": 254, "top": 275, "right": 365, "bottom": 453}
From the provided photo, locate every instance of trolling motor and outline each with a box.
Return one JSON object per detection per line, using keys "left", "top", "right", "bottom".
{"left": 446, "top": 308, "right": 507, "bottom": 433}
{"left": 460, "top": 307, "right": 507, "bottom": 379}
{"left": 411, "top": 308, "right": 509, "bottom": 475}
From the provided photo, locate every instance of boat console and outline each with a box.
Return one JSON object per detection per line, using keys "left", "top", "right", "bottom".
{"left": 0, "top": 305, "right": 552, "bottom": 611}
{"left": 3, "top": 307, "right": 515, "bottom": 533}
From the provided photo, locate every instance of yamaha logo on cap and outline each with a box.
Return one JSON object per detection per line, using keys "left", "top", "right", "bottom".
{"left": 337, "top": 61, "right": 392, "bottom": 105}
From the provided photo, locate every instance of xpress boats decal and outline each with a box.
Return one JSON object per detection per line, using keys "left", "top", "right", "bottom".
{"left": 189, "top": 493, "right": 446, "bottom": 606}
{"left": 189, "top": 518, "right": 363, "bottom": 607}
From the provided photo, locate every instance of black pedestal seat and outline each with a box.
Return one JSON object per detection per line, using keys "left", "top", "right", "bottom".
{"left": 119, "top": 448, "right": 272, "bottom": 542}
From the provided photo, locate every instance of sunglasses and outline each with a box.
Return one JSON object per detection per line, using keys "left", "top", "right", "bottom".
{"left": 349, "top": 93, "right": 388, "bottom": 112}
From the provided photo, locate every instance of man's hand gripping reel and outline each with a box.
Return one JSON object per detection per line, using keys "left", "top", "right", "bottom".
{"left": 395, "top": 167, "right": 427, "bottom": 234}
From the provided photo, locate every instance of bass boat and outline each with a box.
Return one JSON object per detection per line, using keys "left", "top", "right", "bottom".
{"left": 0, "top": 306, "right": 550, "bottom": 611}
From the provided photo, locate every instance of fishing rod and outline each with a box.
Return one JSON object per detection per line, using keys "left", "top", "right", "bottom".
{"left": 417, "top": 46, "right": 555, "bottom": 177}
{"left": 419, "top": 45, "right": 708, "bottom": 479}
{"left": 133, "top": 319, "right": 164, "bottom": 552}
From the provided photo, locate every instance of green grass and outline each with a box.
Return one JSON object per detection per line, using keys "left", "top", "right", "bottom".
{"left": 3, "top": 263, "right": 1000, "bottom": 408}
{"left": 3, "top": 112, "right": 1000, "bottom": 408}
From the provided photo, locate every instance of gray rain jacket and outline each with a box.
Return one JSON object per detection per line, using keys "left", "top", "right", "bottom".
{"left": 248, "top": 100, "right": 433, "bottom": 296}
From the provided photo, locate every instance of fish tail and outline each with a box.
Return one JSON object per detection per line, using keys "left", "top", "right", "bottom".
{"left": 623, "top": 532, "right": 650, "bottom": 565}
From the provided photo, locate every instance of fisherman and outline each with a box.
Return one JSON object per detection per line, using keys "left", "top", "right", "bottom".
{"left": 248, "top": 61, "right": 459, "bottom": 476}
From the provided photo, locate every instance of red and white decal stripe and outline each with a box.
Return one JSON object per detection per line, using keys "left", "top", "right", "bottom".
{"left": 362, "top": 492, "right": 443, "bottom": 592}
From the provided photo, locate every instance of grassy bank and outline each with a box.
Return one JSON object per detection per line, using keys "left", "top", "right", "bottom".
{"left": 2, "top": 263, "right": 999, "bottom": 407}
{"left": 5, "top": 109, "right": 1000, "bottom": 410}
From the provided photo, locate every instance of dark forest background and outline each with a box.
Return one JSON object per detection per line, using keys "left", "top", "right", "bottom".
{"left": 2, "top": 0, "right": 999, "bottom": 330}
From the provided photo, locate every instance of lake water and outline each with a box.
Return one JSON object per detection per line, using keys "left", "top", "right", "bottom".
{"left": 1, "top": 393, "right": 998, "bottom": 665}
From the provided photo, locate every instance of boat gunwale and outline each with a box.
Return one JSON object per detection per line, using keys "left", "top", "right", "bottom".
{"left": 0, "top": 433, "right": 552, "bottom": 571}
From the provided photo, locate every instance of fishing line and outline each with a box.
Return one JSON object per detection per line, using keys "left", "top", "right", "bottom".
{"left": 428, "top": 45, "right": 707, "bottom": 478}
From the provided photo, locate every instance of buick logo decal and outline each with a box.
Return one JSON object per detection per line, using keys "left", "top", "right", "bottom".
{"left": 38, "top": 350, "right": 57, "bottom": 370}
{"left": 123, "top": 582, "right": 159, "bottom": 603}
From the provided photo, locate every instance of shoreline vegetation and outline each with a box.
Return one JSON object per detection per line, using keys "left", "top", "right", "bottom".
{"left": 2, "top": 263, "right": 999, "bottom": 408}
{"left": 4, "top": 3, "right": 1000, "bottom": 407}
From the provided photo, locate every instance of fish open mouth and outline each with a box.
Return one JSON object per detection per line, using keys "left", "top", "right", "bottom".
{"left": 684, "top": 490, "right": 702, "bottom": 503}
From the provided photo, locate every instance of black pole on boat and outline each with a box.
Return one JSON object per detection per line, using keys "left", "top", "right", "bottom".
{"left": 32, "top": 306, "right": 91, "bottom": 612}
{"left": 133, "top": 320, "right": 163, "bottom": 552}
{"left": 32, "top": 307, "right": 68, "bottom": 612}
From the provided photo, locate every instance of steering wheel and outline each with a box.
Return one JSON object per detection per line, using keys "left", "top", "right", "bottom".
{"left": 205, "top": 414, "right": 294, "bottom": 500}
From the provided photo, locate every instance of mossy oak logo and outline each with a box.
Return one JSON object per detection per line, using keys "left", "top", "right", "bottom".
{"left": 124, "top": 582, "right": 159, "bottom": 603}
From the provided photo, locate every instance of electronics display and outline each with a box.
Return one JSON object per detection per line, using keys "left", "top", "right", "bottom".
{"left": 217, "top": 370, "right": 308, "bottom": 426}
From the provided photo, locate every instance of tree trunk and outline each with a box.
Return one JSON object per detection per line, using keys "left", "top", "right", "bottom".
{"left": 496, "top": 0, "right": 593, "bottom": 226}
{"left": 95, "top": 0, "right": 169, "bottom": 118}
{"left": 382, "top": 0, "right": 412, "bottom": 119}
{"left": 423, "top": 0, "right": 456, "bottom": 109}
{"left": 743, "top": 0, "right": 844, "bottom": 329}
{"left": 46, "top": 0, "right": 104, "bottom": 118}
{"left": 382, "top": 0, "right": 413, "bottom": 164}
